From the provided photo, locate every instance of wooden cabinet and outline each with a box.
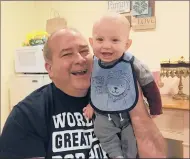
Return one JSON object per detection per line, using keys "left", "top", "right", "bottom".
{"left": 153, "top": 95, "right": 189, "bottom": 158}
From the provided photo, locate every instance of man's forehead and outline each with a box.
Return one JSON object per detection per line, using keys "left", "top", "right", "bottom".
{"left": 49, "top": 30, "right": 88, "bottom": 49}
{"left": 51, "top": 30, "right": 83, "bottom": 41}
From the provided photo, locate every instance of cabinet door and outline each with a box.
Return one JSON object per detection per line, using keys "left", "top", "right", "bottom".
{"left": 9, "top": 75, "right": 43, "bottom": 110}
{"left": 43, "top": 75, "right": 52, "bottom": 85}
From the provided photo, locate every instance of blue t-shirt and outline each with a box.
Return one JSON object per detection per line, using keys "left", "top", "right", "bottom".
{"left": 0, "top": 83, "right": 107, "bottom": 158}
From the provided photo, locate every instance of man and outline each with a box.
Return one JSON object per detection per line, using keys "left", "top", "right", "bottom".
{"left": 0, "top": 28, "right": 167, "bottom": 158}
{"left": 0, "top": 28, "right": 107, "bottom": 158}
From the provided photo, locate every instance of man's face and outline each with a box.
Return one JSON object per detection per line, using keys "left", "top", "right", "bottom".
{"left": 90, "top": 19, "right": 131, "bottom": 63}
{"left": 47, "top": 30, "right": 92, "bottom": 92}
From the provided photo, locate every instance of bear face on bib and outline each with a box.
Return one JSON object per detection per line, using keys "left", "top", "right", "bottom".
{"left": 106, "top": 70, "right": 130, "bottom": 102}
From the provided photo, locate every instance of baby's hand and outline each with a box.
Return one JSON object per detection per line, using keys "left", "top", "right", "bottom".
{"left": 83, "top": 104, "right": 94, "bottom": 119}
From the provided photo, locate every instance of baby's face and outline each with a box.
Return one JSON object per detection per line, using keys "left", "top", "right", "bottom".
{"left": 91, "top": 19, "right": 130, "bottom": 63}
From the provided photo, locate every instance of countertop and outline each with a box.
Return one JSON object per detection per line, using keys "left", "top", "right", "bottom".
{"left": 161, "top": 95, "right": 190, "bottom": 110}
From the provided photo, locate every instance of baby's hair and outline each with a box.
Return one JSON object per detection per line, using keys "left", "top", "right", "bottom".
{"left": 92, "top": 12, "right": 131, "bottom": 38}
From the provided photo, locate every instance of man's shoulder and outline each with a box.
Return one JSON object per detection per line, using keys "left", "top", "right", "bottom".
{"left": 0, "top": 84, "right": 54, "bottom": 156}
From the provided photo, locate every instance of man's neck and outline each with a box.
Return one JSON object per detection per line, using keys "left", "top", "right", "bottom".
{"left": 54, "top": 83, "right": 88, "bottom": 97}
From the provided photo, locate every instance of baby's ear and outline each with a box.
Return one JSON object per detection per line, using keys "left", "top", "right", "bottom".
{"left": 89, "top": 37, "right": 93, "bottom": 47}
{"left": 126, "top": 39, "right": 132, "bottom": 50}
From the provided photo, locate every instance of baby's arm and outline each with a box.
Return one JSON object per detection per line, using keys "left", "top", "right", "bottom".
{"left": 133, "top": 57, "right": 163, "bottom": 116}
{"left": 83, "top": 104, "right": 94, "bottom": 119}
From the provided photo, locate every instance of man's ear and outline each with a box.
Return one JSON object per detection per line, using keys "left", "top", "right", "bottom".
{"left": 45, "top": 62, "right": 53, "bottom": 78}
{"left": 89, "top": 37, "right": 93, "bottom": 47}
{"left": 126, "top": 39, "right": 132, "bottom": 50}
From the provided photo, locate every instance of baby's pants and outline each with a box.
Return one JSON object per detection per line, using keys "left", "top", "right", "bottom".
{"left": 94, "top": 112, "right": 137, "bottom": 158}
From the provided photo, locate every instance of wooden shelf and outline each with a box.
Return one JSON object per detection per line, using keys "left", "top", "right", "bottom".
{"left": 161, "top": 95, "right": 189, "bottom": 110}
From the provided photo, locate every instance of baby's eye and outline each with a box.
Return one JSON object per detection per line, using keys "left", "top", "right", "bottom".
{"left": 112, "top": 39, "right": 119, "bottom": 42}
{"left": 96, "top": 38, "right": 103, "bottom": 41}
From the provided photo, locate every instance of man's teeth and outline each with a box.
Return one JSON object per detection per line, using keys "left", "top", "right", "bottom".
{"left": 72, "top": 70, "right": 87, "bottom": 75}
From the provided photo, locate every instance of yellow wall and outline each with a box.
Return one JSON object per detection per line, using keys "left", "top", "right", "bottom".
{"left": 45, "top": 1, "right": 189, "bottom": 65}
{"left": 0, "top": 1, "right": 51, "bottom": 130}
{"left": 39, "top": 1, "right": 189, "bottom": 94}
{"left": 1, "top": 1, "right": 189, "bottom": 130}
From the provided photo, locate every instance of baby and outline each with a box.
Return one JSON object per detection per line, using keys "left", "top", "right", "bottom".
{"left": 83, "top": 13, "right": 162, "bottom": 158}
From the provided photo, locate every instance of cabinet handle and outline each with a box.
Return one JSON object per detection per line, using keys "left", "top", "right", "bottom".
{"left": 32, "top": 80, "right": 38, "bottom": 83}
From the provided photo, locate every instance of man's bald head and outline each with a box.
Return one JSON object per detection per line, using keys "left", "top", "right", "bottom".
{"left": 43, "top": 28, "right": 82, "bottom": 61}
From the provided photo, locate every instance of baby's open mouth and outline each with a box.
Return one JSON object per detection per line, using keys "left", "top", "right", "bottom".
{"left": 101, "top": 52, "right": 113, "bottom": 56}
{"left": 71, "top": 69, "right": 88, "bottom": 75}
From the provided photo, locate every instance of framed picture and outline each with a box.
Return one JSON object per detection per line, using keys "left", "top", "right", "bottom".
{"left": 108, "top": 1, "right": 130, "bottom": 13}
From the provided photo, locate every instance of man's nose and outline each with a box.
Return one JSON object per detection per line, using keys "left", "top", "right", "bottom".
{"left": 75, "top": 53, "right": 86, "bottom": 64}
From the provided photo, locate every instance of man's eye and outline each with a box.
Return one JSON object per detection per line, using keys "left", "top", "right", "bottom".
{"left": 80, "top": 50, "right": 89, "bottom": 55}
{"left": 62, "top": 53, "right": 72, "bottom": 57}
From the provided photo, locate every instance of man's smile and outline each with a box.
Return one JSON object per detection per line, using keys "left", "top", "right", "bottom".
{"left": 71, "top": 69, "right": 88, "bottom": 76}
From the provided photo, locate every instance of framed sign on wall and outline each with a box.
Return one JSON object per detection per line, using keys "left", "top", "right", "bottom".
{"left": 108, "top": 1, "right": 130, "bottom": 13}
{"left": 108, "top": 0, "right": 156, "bottom": 31}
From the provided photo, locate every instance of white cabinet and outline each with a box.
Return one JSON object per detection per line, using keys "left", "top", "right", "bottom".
{"left": 43, "top": 75, "right": 52, "bottom": 85}
{"left": 9, "top": 74, "right": 52, "bottom": 110}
